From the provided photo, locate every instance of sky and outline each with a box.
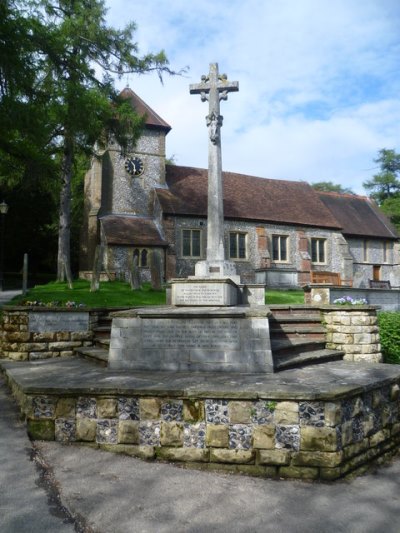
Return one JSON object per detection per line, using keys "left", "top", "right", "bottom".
{"left": 105, "top": 0, "right": 400, "bottom": 194}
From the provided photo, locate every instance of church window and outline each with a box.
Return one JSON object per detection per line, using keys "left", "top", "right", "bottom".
{"left": 229, "top": 232, "right": 247, "bottom": 259}
{"left": 133, "top": 248, "right": 149, "bottom": 267}
{"left": 182, "top": 229, "right": 201, "bottom": 257}
{"left": 383, "top": 241, "right": 391, "bottom": 263}
{"left": 272, "top": 235, "right": 288, "bottom": 262}
{"left": 363, "top": 240, "right": 369, "bottom": 262}
{"left": 311, "top": 238, "right": 326, "bottom": 264}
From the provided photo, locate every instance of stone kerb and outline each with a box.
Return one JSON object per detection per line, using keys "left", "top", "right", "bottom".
{"left": 1, "top": 307, "right": 95, "bottom": 361}
{"left": 322, "top": 308, "right": 382, "bottom": 363}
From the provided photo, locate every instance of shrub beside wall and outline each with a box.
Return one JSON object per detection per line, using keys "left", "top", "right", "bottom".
{"left": 378, "top": 312, "right": 400, "bottom": 365}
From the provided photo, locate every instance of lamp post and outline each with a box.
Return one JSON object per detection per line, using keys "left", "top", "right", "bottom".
{"left": 0, "top": 201, "right": 8, "bottom": 291}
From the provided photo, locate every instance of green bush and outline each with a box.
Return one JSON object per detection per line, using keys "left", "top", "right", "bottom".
{"left": 378, "top": 312, "right": 400, "bottom": 364}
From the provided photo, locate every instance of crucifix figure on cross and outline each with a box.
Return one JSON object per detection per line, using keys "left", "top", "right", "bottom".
{"left": 190, "top": 63, "right": 239, "bottom": 280}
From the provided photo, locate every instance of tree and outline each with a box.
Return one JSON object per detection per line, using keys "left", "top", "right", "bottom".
{"left": 1, "top": 0, "right": 181, "bottom": 286}
{"left": 363, "top": 149, "right": 400, "bottom": 232}
{"left": 311, "top": 181, "right": 354, "bottom": 194}
{"left": 363, "top": 149, "right": 400, "bottom": 204}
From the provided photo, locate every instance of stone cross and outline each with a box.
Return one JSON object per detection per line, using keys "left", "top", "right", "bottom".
{"left": 190, "top": 63, "right": 239, "bottom": 268}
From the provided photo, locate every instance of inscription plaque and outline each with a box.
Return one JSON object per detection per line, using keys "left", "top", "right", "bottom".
{"left": 142, "top": 318, "right": 239, "bottom": 350}
{"left": 172, "top": 281, "right": 237, "bottom": 306}
{"left": 29, "top": 312, "right": 89, "bottom": 332}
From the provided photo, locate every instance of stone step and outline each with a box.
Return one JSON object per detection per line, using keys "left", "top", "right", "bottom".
{"left": 270, "top": 332, "right": 326, "bottom": 343}
{"left": 74, "top": 346, "right": 109, "bottom": 367}
{"left": 269, "top": 306, "right": 321, "bottom": 315}
{"left": 271, "top": 338, "right": 327, "bottom": 356}
{"left": 93, "top": 326, "right": 112, "bottom": 337}
{"left": 269, "top": 323, "right": 326, "bottom": 334}
{"left": 98, "top": 316, "right": 112, "bottom": 326}
{"left": 94, "top": 337, "right": 110, "bottom": 348}
{"left": 269, "top": 315, "right": 322, "bottom": 324}
{"left": 274, "top": 348, "right": 345, "bottom": 371}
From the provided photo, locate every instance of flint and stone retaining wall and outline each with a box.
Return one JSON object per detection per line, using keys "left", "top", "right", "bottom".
{"left": 5, "top": 377, "right": 400, "bottom": 481}
{"left": 0, "top": 308, "right": 99, "bottom": 361}
{"left": 1, "top": 305, "right": 384, "bottom": 365}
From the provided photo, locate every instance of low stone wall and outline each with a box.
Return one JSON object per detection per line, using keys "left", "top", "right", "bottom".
{"left": 5, "top": 381, "right": 399, "bottom": 481}
{"left": 305, "top": 285, "right": 400, "bottom": 311}
{"left": 322, "top": 308, "right": 382, "bottom": 363}
{"left": 1, "top": 307, "right": 97, "bottom": 361}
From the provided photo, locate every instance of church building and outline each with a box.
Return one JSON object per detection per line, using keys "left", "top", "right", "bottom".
{"left": 79, "top": 88, "right": 400, "bottom": 289}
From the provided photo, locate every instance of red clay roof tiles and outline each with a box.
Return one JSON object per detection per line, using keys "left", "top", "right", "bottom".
{"left": 119, "top": 88, "right": 171, "bottom": 132}
{"left": 317, "top": 191, "right": 398, "bottom": 239}
{"left": 156, "top": 166, "right": 342, "bottom": 229}
{"left": 100, "top": 215, "right": 167, "bottom": 246}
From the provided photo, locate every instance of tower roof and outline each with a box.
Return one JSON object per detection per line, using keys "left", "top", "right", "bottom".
{"left": 119, "top": 87, "right": 171, "bottom": 133}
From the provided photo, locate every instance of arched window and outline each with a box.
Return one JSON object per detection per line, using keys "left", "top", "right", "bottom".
{"left": 132, "top": 247, "right": 149, "bottom": 267}
{"left": 141, "top": 249, "right": 148, "bottom": 267}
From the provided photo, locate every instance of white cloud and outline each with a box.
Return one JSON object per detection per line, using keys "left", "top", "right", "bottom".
{"left": 105, "top": 0, "right": 400, "bottom": 194}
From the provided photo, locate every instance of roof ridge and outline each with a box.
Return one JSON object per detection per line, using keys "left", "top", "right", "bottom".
{"left": 317, "top": 190, "right": 369, "bottom": 200}
{"left": 166, "top": 164, "right": 315, "bottom": 187}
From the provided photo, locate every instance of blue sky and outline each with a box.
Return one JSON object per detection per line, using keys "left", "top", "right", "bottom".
{"left": 105, "top": 0, "right": 400, "bottom": 194}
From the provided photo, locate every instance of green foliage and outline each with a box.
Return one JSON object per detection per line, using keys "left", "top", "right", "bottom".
{"left": 362, "top": 148, "right": 400, "bottom": 232}
{"left": 311, "top": 181, "right": 353, "bottom": 194}
{"left": 363, "top": 149, "right": 400, "bottom": 204}
{"left": 10, "top": 280, "right": 166, "bottom": 308}
{"left": 377, "top": 312, "right": 400, "bottom": 364}
{"left": 265, "top": 401, "right": 277, "bottom": 411}
{"left": 0, "top": 0, "right": 183, "bottom": 279}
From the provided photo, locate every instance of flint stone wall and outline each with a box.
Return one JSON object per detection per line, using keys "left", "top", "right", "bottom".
{"left": 8, "top": 380, "right": 400, "bottom": 481}
{"left": 1, "top": 308, "right": 98, "bottom": 361}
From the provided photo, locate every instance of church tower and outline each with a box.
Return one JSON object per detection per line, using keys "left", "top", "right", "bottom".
{"left": 79, "top": 88, "right": 171, "bottom": 276}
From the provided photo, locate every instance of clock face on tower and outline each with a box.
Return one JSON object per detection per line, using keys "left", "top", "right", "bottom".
{"left": 125, "top": 156, "right": 144, "bottom": 176}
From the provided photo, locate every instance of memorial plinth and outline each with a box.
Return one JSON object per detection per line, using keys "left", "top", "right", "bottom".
{"left": 109, "top": 306, "right": 273, "bottom": 373}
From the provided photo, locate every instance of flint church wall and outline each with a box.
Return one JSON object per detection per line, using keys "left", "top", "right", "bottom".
{"left": 171, "top": 216, "right": 344, "bottom": 286}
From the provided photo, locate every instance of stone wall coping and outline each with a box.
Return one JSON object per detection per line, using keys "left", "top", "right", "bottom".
{"left": 2, "top": 358, "right": 400, "bottom": 402}
{"left": 170, "top": 278, "right": 238, "bottom": 286}
{"left": 3, "top": 306, "right": 130, "bottom": 313}
{"left": 111, "top": 305, "right": 272, "bottom": 319}
{"left": 319, "top": 305, "right": 380, "bottom": 312}
{"left": 304, "top": 284, "right": 400, "bottom": 295}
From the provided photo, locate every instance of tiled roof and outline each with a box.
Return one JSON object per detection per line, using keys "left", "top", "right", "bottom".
{"left": 119, "top": 88, "right": 171, "bottom": 132}
{"left": 317, "top": 192, "right": 399, "bottom": 239}
{"left": 156, "top": 166, "right": 342, "bottom": 229}
{"left": 100, "top": 215, "right": 167, "bottom": 246}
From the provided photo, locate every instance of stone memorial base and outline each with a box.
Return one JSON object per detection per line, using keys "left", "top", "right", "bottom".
{"left": 194, "top": 259, "right": 241, "bottom": 284}
{"left": 109, "top": 306, "right": 273, "bottom": 373}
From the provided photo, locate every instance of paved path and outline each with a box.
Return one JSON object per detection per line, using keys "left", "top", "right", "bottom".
{"left": 0, "top": 289, "right": 21, "bottom": 306}
{"left": 1, "top": 375, "right": 400, "bottom": 533}
{"left": 0, "top": 376, "right": 75, "bottom": 532}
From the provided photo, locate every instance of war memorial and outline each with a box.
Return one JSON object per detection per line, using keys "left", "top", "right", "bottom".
{"left": 1, "top": 65, "right": 400, "bottom": 481}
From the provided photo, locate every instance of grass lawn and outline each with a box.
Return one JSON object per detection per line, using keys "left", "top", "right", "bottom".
{"left": 9, "top": 280, "right": 305, "bottom": 308}
{"left": 266, "top": 289, "right": 304, "bottom": 304}
{"left": 10, "top": 280, "right": 166, "bottom": 308}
